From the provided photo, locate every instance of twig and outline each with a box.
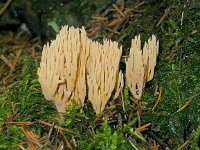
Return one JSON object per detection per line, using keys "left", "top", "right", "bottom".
{"left": 112, "top": 4, "right": 124, "bottom": 17}
{"left": 45, "top": 122, "right": 55, "bottom": 148}
{"left": 47, "top": 122, "right": 55, "bottom": 139}
{"left": 35, "top": 119, "right": 76, "bottom": 134}
{"left": 156, "top": 8, "right": 170, "bottom": 27}
{"left": 0, "top": 0, "right": 13, "bottom": 16}
{"left": 178, "top": 140, "right": 189, "bottom": 150}
{"left": 59, "top": 130, "right": 72, "bottom": 150}
{"left": 152, "top": 86, "right": 163, "bottom": 111}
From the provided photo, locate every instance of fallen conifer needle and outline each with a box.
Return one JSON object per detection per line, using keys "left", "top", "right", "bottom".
{"left": 154, "top": 85, "right": 158, "bottom": 96}
{"left": 178, "top": 140, "right": 189, "bottom": 150}
{"left": 1, "top": 100, "right": 6, "bottom": 108}
{"left": 152, "top": 86, "right": 163, "bottom": 111}
{"left": 0, "top": 55, "right": 12, "bottom": 68}
{"left": 177, "top": 98, "right": 193, "bottom": 112}
{"left": 136, "top": 123, "right": 151, "bottom": 132}
{"left": 153, "top": 140, "right": 159, "bottom": 150}
{"left": 1, "top": 122, "right": 33, "bottom": 126}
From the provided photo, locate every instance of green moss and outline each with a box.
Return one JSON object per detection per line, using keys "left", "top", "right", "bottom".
{"left": 141, "top": 1, "right": 200, "bottom": 147}
{"left": 93, "top": 119, "right": 133, "bottom": 150}
{"left": 191, "top": 125, "right": 200, "bottom": 149}
{"left": 0, "top": 56, "right": 58, "bottom": 148}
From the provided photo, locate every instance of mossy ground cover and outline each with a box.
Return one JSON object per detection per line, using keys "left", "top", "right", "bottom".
{"left": 0, "top": 0, "right": 200, "bottom": 149}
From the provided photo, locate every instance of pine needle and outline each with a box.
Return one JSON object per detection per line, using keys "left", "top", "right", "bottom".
{"left": 152, "top": 86, "right": 163, "bottom": 111}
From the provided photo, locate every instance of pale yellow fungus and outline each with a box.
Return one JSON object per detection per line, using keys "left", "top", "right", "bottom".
{"left": 87, "top": 40, "right": 122, "bottom": 114}
{"left": 126, "top": 35, "right": 159, "bottom": 100}
{"left": 38, "top": 26, "right": 90, "bottom": 112}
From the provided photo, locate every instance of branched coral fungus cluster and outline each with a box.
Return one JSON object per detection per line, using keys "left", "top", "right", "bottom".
{"left": 126, "top": 35, "right": 159, "bottom": 100}
{"left": 87, "top": 40, "right": 122, "bottom": 114}
{"left": 38, "top": 26, "right": 159, "bottom": 114}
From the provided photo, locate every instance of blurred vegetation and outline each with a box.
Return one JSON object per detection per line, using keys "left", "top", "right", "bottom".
{"left": 0, "top": 0, "right": 200, "bottom": 149}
